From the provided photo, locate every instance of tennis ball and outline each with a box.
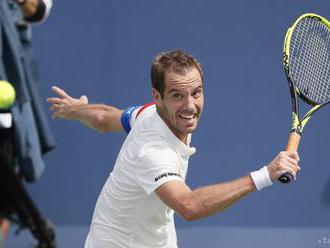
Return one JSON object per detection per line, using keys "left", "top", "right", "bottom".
{"left": 0, "top": 80, "right": 16, "bottom": 109}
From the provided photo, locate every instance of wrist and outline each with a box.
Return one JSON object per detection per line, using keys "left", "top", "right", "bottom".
{"left": 250, "top": 166, "right": 273, "bottom": 191}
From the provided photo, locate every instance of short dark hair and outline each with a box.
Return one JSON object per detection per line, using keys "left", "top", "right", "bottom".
{"left": 151, "top": 49, "right": 203, "bottom": 97}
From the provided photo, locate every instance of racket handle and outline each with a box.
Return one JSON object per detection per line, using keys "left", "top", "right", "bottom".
{"left": 285, "top": 131, "right": 301, "bottom": 152}
{"left": 278, "top": 131, "right": 301, "bottom": 184}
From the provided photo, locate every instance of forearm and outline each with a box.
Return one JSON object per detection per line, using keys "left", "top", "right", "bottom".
{"left": 180, "top": 175, "right": 256, "bottom": 220}
{"left": 63, "top": 104, "right": 124, "bottom": 132}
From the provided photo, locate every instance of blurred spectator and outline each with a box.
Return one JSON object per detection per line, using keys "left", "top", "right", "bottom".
{"left": 0, "top": 0, "right": 54, "bottom": 245}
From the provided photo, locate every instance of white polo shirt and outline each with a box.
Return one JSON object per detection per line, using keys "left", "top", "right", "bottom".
{"left": 85, "top": 104, "right": 196, "bottom": 248}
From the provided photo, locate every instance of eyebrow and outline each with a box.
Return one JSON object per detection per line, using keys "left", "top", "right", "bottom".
{"left": 168, "top": 85, "right": 203, "bottom": 94}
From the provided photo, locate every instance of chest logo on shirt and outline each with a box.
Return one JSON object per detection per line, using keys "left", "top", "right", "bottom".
{"left": 154, "top": 172, "right": 181, "bottom": 182}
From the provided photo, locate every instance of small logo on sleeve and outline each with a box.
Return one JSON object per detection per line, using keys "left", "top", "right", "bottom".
{"left": 154, "top": 172, "right": 181, "bottom": 182}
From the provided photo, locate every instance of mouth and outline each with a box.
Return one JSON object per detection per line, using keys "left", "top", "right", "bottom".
{"left": 178, "top": 113, "right": 196, "bottom": 121}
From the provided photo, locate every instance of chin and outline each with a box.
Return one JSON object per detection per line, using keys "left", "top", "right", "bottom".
{"left": 187, "top": 126, "right": 197, "bottom": 133}
{"left": 183, "top": 123, "right": 198, "bottom": 134}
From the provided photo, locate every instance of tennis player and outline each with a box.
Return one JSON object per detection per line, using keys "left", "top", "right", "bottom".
{"left": 47, "top": 49, "right": 300, "bottom": 248}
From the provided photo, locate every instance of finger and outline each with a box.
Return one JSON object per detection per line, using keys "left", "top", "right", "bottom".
{"left": 50, "top": 104, "right": 62, "bottom": 111}
{"left": 289, "top": 169, "right": 297, "bottom": 180}
{"left": 287, "top": 163, "right": 300, "bottom": 173}
{"left": 282, "top": 153, "right": 301, "bottom": 172}
{"left": 47, "top": 97, "right": 65, "bottom": 104}
{"left": 285, "top": 156, "right": 299, "bottom": 166}
{"left": 80, "top": 95, "right": 88, "bottom": 104}
{"left": 286, "top": 151, "right": 300, "bottom": 162}
{"left": 283, "top": 160, "right": 300, "bottom": 174}
{"left": 52, "top": 86, "right": 72, "bottom": 99}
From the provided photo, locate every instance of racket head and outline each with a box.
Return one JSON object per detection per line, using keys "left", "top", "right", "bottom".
{"left": 280, "top": 14, "right": 330, "bottom": 184}
{"left": 283, "top": 13, "right": 330, "bottom": 106}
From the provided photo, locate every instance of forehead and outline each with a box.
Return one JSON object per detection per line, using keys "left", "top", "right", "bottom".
{"left": 164, "top": 67, "right": 202, "bottom": 92}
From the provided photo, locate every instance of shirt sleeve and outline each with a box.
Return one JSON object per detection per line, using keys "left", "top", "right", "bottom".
{"left": 120, "top": 102, "right": 155, "bottom": 134}
{"left": 120, "top": 106, "right": 142, "bottom": 133}
{"left": 135, "top": 146, "right": 183, "bottom": 195}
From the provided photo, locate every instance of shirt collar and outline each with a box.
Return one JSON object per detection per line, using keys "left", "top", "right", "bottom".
{"left": 152, "top": 111, "right": 196, "bottom": 158}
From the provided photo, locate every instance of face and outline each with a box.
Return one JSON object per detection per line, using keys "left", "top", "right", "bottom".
{"left": 152, "top": 67, "right": 204, "bottom": 143}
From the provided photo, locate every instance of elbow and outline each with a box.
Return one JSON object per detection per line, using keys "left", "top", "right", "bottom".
{"left": 181, "top": 212, "right": 196, "bottom": 222}
{"left": 177, "top": 200, "right": 199, "bottom": 222}
{"left": 94, "top": 108, "right": 123, "bottom": 133}
{"left": 96, "top": 126, "right": 110, "bottom": 133}
{"left": 94, "top": 113, "right": 111, "bottom": 133}
{"left": 97, "top": 123, "right": 111, "bottom": 133}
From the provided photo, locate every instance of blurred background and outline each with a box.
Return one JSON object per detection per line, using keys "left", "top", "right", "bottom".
{"left": 6, "top": 0, "right": 330, "bottom": 247}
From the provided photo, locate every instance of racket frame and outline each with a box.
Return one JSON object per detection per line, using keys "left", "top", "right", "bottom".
{"left": 280, "top": 13, "right": 330, "bottom": 183}
{"left": 283, "top": 13, "right": 330, "bottom": 134}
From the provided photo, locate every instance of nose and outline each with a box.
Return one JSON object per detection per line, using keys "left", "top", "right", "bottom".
{"left": 185, "top": 95, "right": 195, "bottom": 110}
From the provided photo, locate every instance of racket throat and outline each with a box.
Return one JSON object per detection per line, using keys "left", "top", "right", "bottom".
{"left": 292, "top": 126, "right": 303, "bottom": 135}
{"left": 291, "top": 112, "right": 303, "bottom": 134}
{"left": 289, "top": 111, "right": 302, "bottom": 150}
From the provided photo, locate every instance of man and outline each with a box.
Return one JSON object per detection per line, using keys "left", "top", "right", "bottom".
{"left": 47, "top": 49, "right": 300, "bottom": 248}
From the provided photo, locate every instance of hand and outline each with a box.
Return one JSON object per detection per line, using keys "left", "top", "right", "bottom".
{"left": 47, "top": 86, "right": 88, "bottom": 120}
{"left": 267, "top": 151, "right": 301, "bottom": 182}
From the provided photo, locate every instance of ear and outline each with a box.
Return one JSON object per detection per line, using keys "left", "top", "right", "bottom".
{"left": 152, "top": 88, "right": 162, "bottom": 106}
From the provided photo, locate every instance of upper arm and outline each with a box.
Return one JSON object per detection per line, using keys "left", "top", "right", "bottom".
{"left": 155, "top": 180, "right": 193, "bottom": 220}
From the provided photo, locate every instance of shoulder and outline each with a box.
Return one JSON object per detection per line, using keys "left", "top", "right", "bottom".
{"left": 131, "top": 103, "right": 156, "bottom": 125}
{"left": 121, "top": 103, "right": 155, "bottom": 133}
{"left": 135, "top": 102, "right": 156, "bottom": 118}
{"left": 124, "top": 128, "right": 177, "bottom": 165}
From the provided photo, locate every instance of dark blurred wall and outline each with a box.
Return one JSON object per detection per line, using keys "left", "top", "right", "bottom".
{"left": 28, "top": 0, "right": 330, "bottom": 227}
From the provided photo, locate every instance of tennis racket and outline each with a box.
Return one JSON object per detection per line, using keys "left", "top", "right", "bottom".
{"left": 279, "top": 13, "right": 330, "bottom": 183}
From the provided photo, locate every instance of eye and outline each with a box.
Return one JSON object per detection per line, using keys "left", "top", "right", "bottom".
{"left": 192, "top": 89, "right": 202, "bottom": 98}
{"left": 172, "top": 93, "right": 183, "bottom": 100}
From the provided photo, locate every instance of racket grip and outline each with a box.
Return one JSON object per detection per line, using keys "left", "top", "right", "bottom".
{"left": 278, "top": 131, "right": 301, "bottom": 184}
{"left": 285, "top": 131, "right": 301, "bottom": 152}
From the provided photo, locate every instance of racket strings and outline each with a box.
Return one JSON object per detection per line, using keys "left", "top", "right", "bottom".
{"left": 295, "top": 20, "right": 330, "bottom": 102}
{"left": 289, "top": 17, "right": 330, "bottom": 104}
